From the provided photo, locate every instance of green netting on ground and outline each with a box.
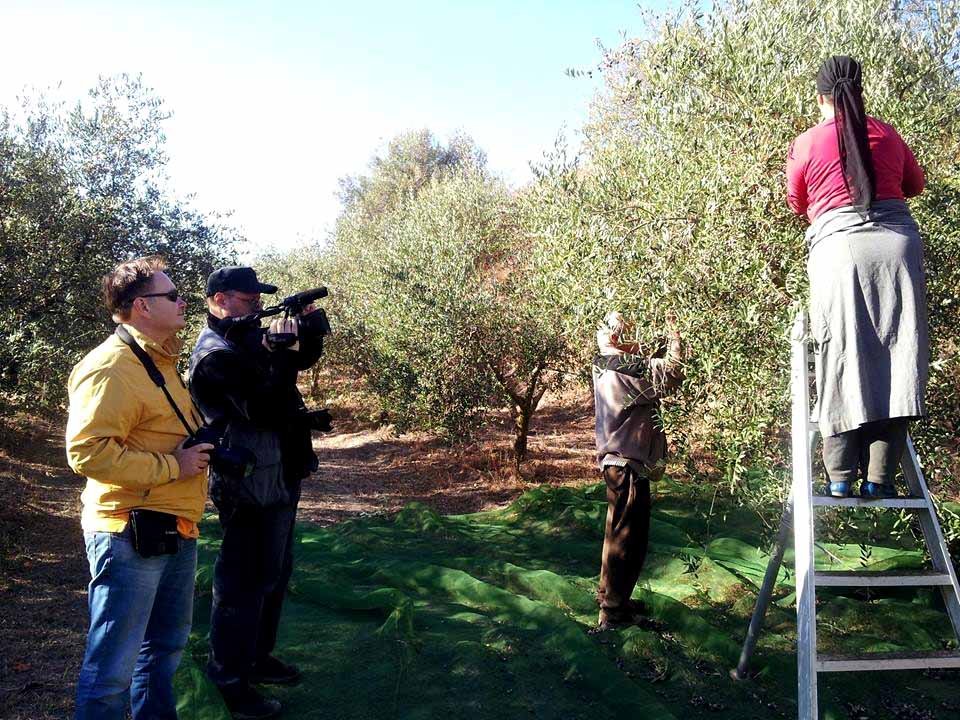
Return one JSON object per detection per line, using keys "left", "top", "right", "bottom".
{"left": 174, "top": 481, "right": 960, "bottom": 719}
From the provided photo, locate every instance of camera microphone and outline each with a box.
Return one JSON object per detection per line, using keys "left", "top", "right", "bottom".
{"left": 281, "top": 287, "right": 328, "bottom": 308}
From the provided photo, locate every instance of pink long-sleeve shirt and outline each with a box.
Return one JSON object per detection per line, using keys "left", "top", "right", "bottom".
{"left": 786, "top": 116, "right": 925, "bottom": 222}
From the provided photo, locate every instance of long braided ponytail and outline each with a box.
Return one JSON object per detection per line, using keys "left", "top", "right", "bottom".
{"left": 816, "top": 55, "right": 875, "bottom": 210}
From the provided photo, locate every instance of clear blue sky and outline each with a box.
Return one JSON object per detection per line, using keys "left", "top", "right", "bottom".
{"left": 1, "top": 0, "right": 670, "bottom": 254}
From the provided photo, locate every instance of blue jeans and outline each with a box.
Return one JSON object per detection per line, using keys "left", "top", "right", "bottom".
{"left": 75, "top": 529, "right": 197, "bottom": 720}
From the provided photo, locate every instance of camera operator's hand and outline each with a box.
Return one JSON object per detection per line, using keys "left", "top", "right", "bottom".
{"left": 263, "top": 317, "right": 300, "bottom": 351}
{"left": 300, "top": 303, "right": 318, "bottom": 316}
{"left": 173, "top": 439, "right": 215, "bottom": 477}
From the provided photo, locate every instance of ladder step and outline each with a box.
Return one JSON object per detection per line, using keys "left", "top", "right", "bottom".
{"left": 816, "top": 649, "right": 960, "bottom": 672}
{"left": 815, "top": 570, "right": 952, "bottom": 587}
{"left": 812, "top": 496, "right": 927, "bottom": 509}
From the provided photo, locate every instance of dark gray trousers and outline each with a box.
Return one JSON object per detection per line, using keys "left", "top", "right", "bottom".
{"left": 822, "top": 418, "right": 909, "bottom": 485}
{"left": 207, "top": 503, "right": 297, "bottom": 688}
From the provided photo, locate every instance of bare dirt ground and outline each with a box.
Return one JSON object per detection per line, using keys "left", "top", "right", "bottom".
{"left": 0, "top": 389, "right": 597, "bottom": 720}
{"left": 302, "top": 389, "right": 597, "bottom": 524}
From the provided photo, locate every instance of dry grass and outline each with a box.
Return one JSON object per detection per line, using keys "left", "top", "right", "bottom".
{"left": 0, "top": 408, "right": 87, "bottom": 720}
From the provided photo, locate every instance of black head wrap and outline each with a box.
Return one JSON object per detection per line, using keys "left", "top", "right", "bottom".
{"left": 815, "top": 55, "right": 875, "bottom": 210}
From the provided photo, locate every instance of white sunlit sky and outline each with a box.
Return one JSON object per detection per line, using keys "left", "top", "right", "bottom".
{"left": 1, "top": 0, "right": 672, "bottom": 255}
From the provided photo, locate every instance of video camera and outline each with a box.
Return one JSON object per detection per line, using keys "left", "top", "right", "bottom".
{"left": 220, "top": 286, "right": 332, "bottom": 349}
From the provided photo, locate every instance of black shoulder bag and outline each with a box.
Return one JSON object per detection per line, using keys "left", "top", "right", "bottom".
{"left": 116, "top": 325, "right": 202, "bottom": 557}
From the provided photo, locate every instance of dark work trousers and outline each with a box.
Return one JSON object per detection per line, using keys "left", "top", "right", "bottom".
{"left": 207, "top": 502, "right": 297, "bottom": 688}
{"left": 597, "top": 465, "right": 652, "bottom": 612}
{"left": 822, "top": 418, "right": 910, "bottom": 485}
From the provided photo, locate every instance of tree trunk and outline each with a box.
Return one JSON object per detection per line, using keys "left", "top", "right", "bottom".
{"left": 491, "top": 356, "right": 551, "bottom": 474}
{"left": 513, "top": 402, "right": 532, "bottom": 471}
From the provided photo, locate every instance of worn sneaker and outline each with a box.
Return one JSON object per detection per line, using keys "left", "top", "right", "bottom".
{"left": 219, "top": 684, "right": 282, "bottom": 720}
{"left": 251, "top": 655, "right": 302, "bottom": 686}
{"left": 860, "top": 481, "right": 897, "bottom": 499}
{"left": 827, "top": 480, "right": 853, "bottom": 498}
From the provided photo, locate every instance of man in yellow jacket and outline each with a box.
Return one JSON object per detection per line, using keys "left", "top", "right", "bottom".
{"left": 66, "top": 256, "right": 213, "bottom": 720}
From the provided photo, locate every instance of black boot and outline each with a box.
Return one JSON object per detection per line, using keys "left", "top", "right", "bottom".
{"left": 251, "top": 655, "right": 302, "bottom": 686}
{"left": 219, "top": 683, "right": 282, "bottom": 720}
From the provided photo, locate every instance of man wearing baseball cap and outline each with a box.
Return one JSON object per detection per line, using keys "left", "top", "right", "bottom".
{"left": 189, "top": 266, "right": 325, "bottom": 719}
{"left": 205, "top": 266, "right": 279, "bottom": 297}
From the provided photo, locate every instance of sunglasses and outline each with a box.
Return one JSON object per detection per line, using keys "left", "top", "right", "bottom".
{"left": 139, "top": 289, "right": 181, "bottom": 302}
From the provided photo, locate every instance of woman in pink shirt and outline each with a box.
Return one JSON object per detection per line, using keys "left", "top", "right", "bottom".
{"left": 786, "top": 55, "right": 929, "bottom": 499}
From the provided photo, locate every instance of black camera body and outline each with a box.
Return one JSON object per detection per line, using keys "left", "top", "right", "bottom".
{"left": 264, "top": 290, "right": 332, "bottom": 350}
{"left": 265, "top": 310, "right": 332, "bottom": 350}
{"left": 297, "top": 306, "right": 332, "bottom": 336}
{"left": 184, "top": 426, "right": 256, "bottom": 480}
{"left": 299, "top": 408, "right": 333, "bottom": 433}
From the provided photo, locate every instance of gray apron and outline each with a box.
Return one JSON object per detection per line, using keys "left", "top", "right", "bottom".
{"left": 806, "top": 199, "right": 929, "bottom": 437}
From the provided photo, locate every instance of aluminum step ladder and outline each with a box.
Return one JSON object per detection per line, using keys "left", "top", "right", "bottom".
{"left": 730, "top": 310, "right": 960, "bottom": 719}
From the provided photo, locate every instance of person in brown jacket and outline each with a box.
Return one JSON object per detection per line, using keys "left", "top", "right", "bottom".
{"left": 593, "top": 311, "right": 683, "bottom": 629}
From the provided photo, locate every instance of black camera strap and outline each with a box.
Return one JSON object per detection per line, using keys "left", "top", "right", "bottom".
{"left": 116, "top": 325, "right": 201, "bottom": 437}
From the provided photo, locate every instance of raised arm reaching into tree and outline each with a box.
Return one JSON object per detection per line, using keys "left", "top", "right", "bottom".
{"left": 592, "top": 310, "right": 683, "bottom": 630}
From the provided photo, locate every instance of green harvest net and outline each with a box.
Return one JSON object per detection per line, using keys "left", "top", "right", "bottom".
{"left": 174, "top": 480, "right": 960, "bottom": 719}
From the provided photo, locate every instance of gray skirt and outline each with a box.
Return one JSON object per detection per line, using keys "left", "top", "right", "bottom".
{"left": 806, "top": 200, "right": 929, "bottom": 437}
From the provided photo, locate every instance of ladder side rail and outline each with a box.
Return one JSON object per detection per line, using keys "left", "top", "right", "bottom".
{"left": 732, "top": 496, "right": 794, "bottom": 680}
{"left": 900, "top": 437, "right": 960, "bottom": 639}
{"left": 791, "top": 311, "right": 818, "bottom": 719}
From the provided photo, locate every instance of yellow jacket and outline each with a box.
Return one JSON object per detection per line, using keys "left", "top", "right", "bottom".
{"left": 66, "top": 324, "right": 207, "bottom": 534}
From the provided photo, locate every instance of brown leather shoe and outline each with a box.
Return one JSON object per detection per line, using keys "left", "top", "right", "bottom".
{"left": 594, "top": 600, "right": 659, "bottom": 632}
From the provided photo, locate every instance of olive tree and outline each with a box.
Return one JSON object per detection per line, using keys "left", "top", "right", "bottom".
{"left": 526, "top": 0, "right": 960, "bottom": 492}
{"left": 326, "top": 131, "right": 570, "bottom": 468}
{"left": 0, "top": 75, "right": 238, "bottom": 406}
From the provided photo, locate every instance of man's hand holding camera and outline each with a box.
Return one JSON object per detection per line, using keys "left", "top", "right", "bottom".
{"left": 173, "top": 439, "right": 215, "bottom": 477}
{"left": 264, "top": 317, "right": 301, "bottom": 352}
{"left": 261, "top": 303, "right": 323, "bottom": 353}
